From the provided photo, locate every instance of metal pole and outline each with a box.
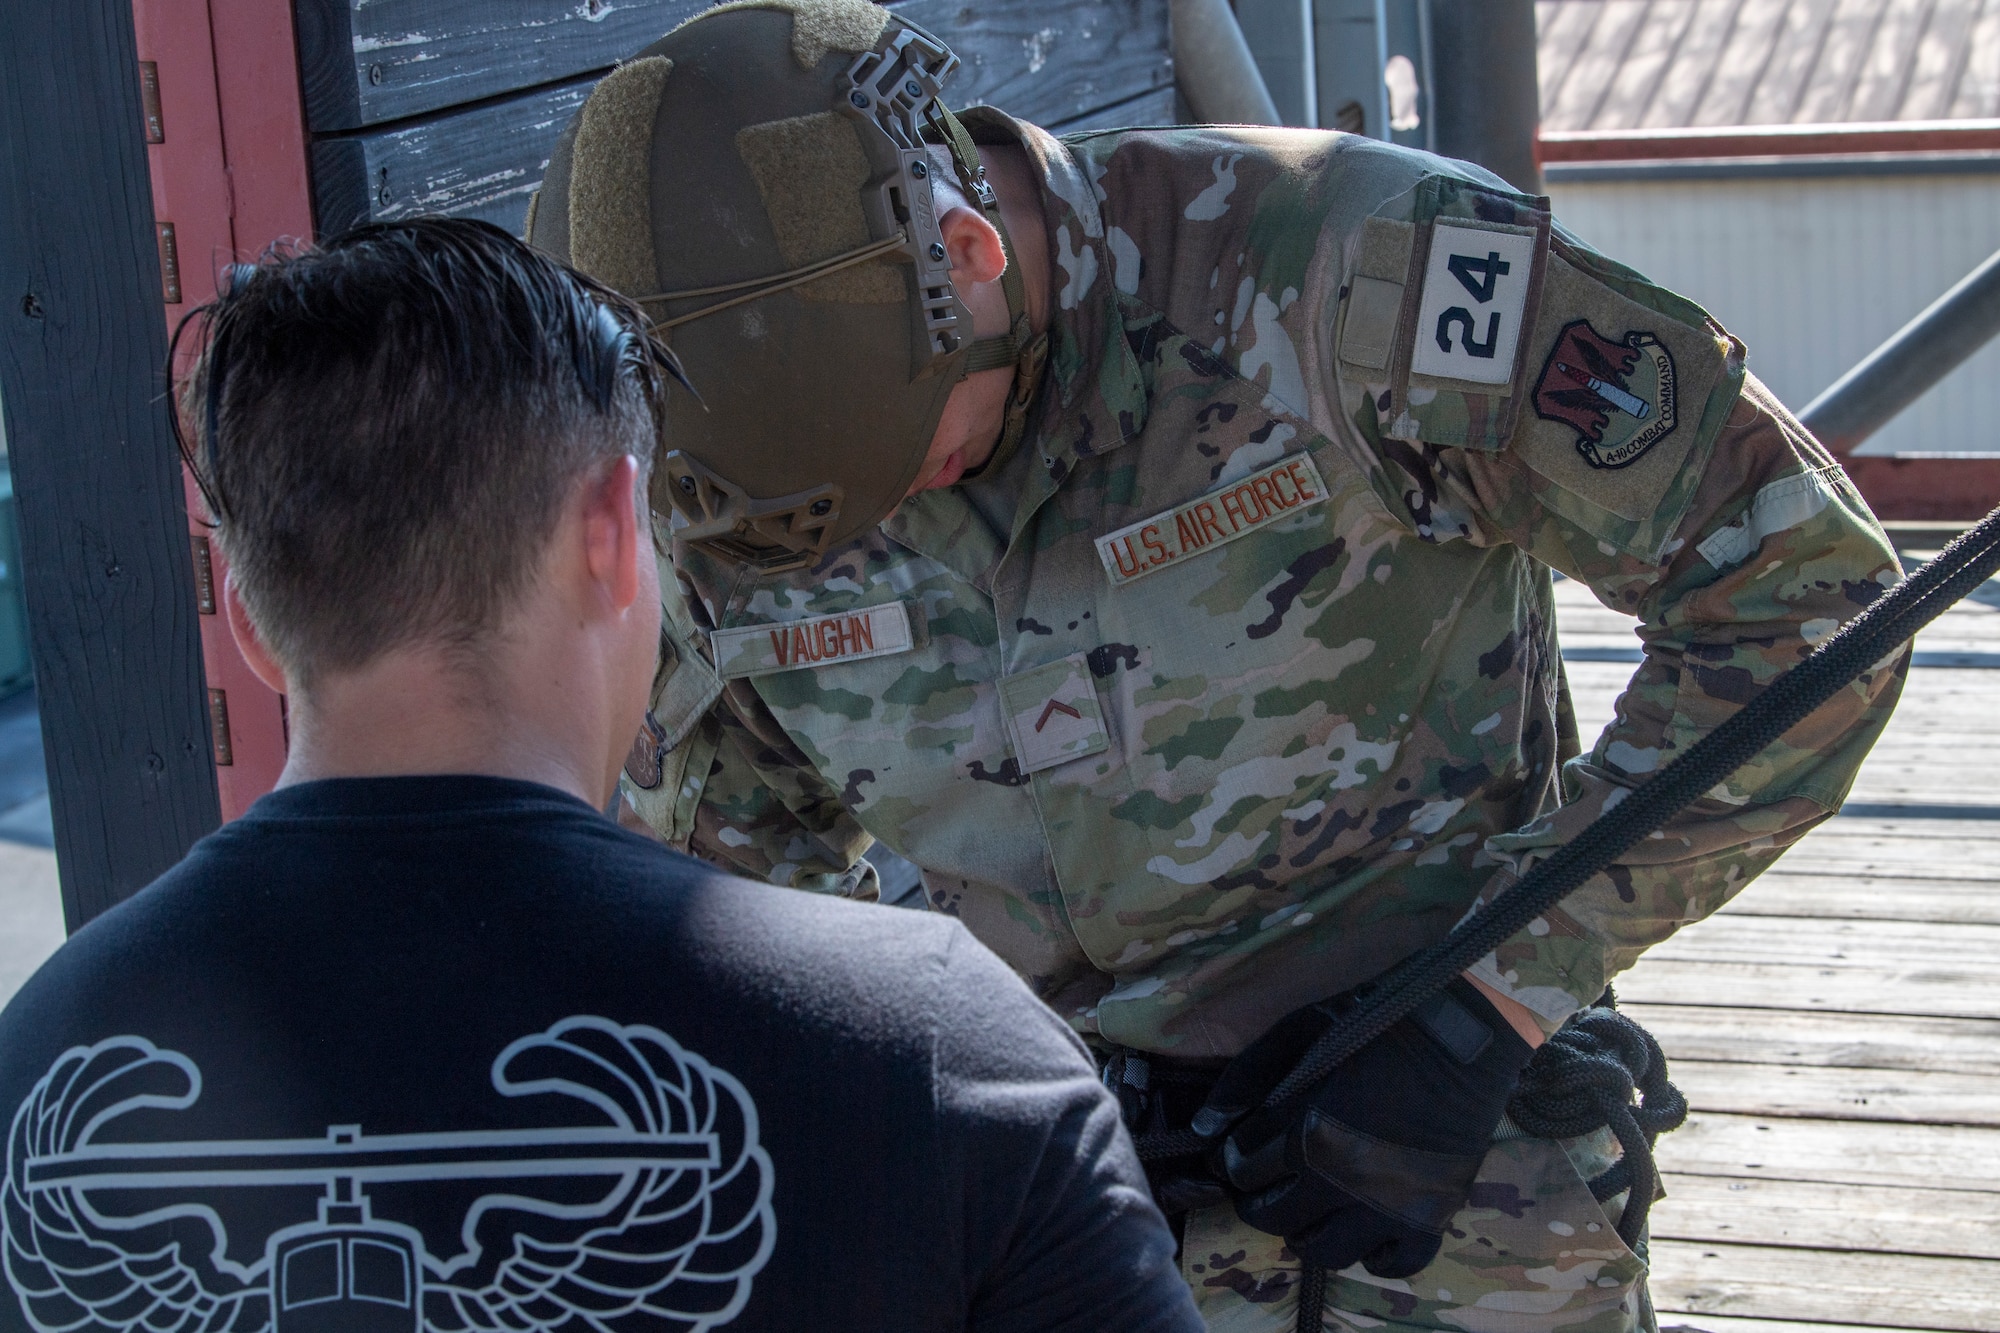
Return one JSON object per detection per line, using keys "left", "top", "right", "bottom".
{"left": 1172, "top": 0, "right": 1284, "bottom": 125}
{"left": 1417, "top": 0, "right": 1437, "bottom": 153}
{"left": 1371, "top": 0, "right": 1392, "bottom": 142}
{"left": 1232, "top": 0, "right": 1317, "bottom": 127}
{"left": 1300, "top": 0, "right": 1320, "bottom": 129}
{"left": 1800, "top": 247, "right": 2000, "bottom": 455}
{"left": 1425, "top": 0, "right": 1542, "bottom": 193}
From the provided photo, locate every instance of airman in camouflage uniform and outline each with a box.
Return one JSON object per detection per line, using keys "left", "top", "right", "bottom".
{"left": 547, "top": 6, "right": 1905, "bottom": 1328}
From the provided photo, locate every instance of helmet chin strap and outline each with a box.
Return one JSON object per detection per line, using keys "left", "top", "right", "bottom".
{"left": 929, "top": 105, "right": 1049, "bottom": 483}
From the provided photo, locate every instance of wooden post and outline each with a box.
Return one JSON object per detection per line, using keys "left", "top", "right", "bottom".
{"left": 0, "top": 0, "right": 222, "bottom": 928}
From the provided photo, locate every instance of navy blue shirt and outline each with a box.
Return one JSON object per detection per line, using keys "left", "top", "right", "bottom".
{"left": 0, "top": 776, "right": 1197, "bottom": 1332}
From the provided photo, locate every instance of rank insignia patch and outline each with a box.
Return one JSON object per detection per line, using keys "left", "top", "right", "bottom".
{"left": 1533, "top": 320, "right": 1678, "bottom": 470}
{"left": 997, "top": 654, "right": 1110, "bottom": 775}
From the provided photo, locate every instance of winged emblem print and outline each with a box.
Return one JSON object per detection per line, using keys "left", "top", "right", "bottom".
{"left": 1, "top": 1018, "right": 775, "bottom": 1332}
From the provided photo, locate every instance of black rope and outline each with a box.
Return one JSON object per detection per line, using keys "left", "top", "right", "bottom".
{"left": 1294, "top": 1258, "right": 1326, "bottom": 1333}
{"left": 1505, "top": 992, "right": 1687, "bottom": 1260}
{"left": 1135, "top": 1122, "right": 1208, "bottom": 1161}
{"left": 1137, "top": 504, "right": 2000, "bottom": 1326}
{"left": 1242, "top": 506, "right": 2000, "bottom": 1116}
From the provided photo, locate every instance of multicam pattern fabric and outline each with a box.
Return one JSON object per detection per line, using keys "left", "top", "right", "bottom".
{"left": 624, "top": 118, "right": 1903, "bottom": 1062}
{"left": 1184, "top": 1125, "right": 1649, "bottom": 1332}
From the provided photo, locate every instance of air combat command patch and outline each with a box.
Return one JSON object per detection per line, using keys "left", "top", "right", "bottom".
{"left": 1533, "top": 319, "right": 1678, "bottom": 470}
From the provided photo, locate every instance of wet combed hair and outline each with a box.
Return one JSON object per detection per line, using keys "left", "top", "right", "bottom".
{"left": 176, "top": 217, "right": 680, "bottom": 689}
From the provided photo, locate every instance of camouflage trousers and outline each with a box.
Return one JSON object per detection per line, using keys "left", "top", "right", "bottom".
{"left": 1181, "top": 1126, "right": 1655, "bottom": 1333}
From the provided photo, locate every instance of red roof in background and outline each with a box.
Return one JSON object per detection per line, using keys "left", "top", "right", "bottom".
{"left": 1537, "top": 0, "right": 2000, "bottom": 133}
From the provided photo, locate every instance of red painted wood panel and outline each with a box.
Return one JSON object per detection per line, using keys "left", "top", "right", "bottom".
{"left": 1836, "top": 457, "right": 2000, "bottom": 523}
{"left": 130, "top": 0, "right": 310, "bottom": 818}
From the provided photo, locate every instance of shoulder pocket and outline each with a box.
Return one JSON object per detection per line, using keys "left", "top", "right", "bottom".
{"left": 1335, "top": 175, "right": 1553, "bottom": 453}
{"left": 1508, "top": 239, "right": 1738, "bottom": 538}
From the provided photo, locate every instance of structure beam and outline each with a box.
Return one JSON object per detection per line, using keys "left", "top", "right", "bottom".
{"left": 1426, "top": 0, "right": 1542, "bottom": 194}
{"left": 1802, "top": 248, "right": 2000, "bottom": 455}
{"left": 0, "top": 0, "right": 221, "bottom": 928}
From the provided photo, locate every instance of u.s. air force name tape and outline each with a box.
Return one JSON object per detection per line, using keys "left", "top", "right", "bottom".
{"left": 1094, "top": 453, "right": 1329, "bottom": 587}
{"left": 709, "top": 602, "right": 915, "bottom": 679}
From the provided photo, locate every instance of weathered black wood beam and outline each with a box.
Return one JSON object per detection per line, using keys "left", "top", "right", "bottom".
{"left": 305, "top": 0, "right": 1176, "bottom": 237}
{"left": 311, "top": 78, "right": 597, "bottom": 235}
{"left": 0, "top": 0, "right": 221, "bottom": 928}
{"left": 297, "top": 0, "right": 1175, "bottom": 136}
{"left": 1055, "top": 86, "right": 1180, "bottom": 137}
{"left": 295, "top": 0, "right": 707, "bottom": 132}
{"left": 895, "top": 0, "right": 1174, "bottom": 126}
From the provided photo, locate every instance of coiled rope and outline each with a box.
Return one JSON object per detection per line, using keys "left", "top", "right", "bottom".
{"left": 1505, "top": 989, "right": 1688, "bottom": 1259}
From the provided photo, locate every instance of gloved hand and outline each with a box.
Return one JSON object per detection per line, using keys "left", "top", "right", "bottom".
{"left": 1206, "top": 978, "right": 1535, "bottom": 1278}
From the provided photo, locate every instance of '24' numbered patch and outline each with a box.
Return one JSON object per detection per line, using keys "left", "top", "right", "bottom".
{"left": 1410, "top": 223, "right": 1537, "bottom": 386}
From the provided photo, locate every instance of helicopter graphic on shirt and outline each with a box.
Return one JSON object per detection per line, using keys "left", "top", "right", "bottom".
{"left": 0, "top": 1019, "right": 775, "bottom": 1333}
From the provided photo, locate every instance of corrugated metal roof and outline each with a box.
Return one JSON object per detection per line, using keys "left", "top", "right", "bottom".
{"left": 1538, "top": 0, "right": 2000, "bottom": 130}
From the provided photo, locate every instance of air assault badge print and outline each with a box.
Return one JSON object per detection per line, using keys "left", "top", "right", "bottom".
{"left": 1533, "top": 319, "right": 1678, "bottom": 470}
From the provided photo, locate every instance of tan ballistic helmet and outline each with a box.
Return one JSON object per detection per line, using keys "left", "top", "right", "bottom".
{"left": 529, "top": 0, "right": 1038, "bottom": 571}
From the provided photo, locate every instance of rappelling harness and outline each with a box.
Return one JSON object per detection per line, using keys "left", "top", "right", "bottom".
{"left": 1104, "top": 505, "right": 2000, "bottom": 1333}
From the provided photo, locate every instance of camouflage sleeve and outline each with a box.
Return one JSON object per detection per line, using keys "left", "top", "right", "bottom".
{"left": 686, "top": 687, "right": 881, "bottom": 899}
{"left": 619, "top": 544, "right": 879, "bottom": 899}
{"left": 1355, "top": 216, "right": 1904, "bottom": 1034}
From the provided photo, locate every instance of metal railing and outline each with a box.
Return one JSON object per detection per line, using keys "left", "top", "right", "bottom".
{"left": 1801, "top": 246, "right": 2000, "bottom": 454}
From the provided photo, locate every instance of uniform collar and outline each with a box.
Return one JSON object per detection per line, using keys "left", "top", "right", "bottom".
{"left": 954, "top": 110, "right": 1150, "bottom": 491}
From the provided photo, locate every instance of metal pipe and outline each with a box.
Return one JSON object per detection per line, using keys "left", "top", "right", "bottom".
{"left": 1172, "top": 0, "right": 1284, "bottom": 126}
{"left": 1417, "top": 0, "right": 1437, "bottom": 153}
{"left": 1371, "top": 0, "right": 1392, "bottom": 143}
{"left": 1233, "top": 0, "right": 1317, "bottom": 127}
{"left": 1300, "top": 0, "right": 1320, "bottom": 128}
{"left": 1425, "top": 0, "right": 1542, "bottom": 193}
{"left": 1800, "top": 247, "right": 2000, "bottom": 454}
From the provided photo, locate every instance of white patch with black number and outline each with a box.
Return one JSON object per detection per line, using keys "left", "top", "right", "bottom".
{"left": 1409, "top": 223, "right": 1537, "bottom": 386}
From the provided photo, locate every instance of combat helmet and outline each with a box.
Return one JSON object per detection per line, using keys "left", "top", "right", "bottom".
{"left": 529, "top": 0, "right": 1041, "bottom": 571}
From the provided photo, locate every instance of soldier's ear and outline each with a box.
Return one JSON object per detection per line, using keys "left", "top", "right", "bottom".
{"left": 222, "top": 570, "right": 289, "bottom": 696}
{"left": 937, "top": 203, "right": 1007, "bottom": 287}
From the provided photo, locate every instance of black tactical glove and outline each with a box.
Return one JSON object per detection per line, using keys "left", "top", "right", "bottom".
{"left": 1206, "top": 978, "right": 1535, "bottom": 1278}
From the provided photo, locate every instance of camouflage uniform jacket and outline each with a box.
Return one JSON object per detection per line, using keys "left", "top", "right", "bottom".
{"left": 625, "top": 115, "right": 1904, "bottom": 1059}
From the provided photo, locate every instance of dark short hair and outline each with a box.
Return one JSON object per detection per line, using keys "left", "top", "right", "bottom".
{"left": 177, "top": 217, "right": 675, "bottom": 687}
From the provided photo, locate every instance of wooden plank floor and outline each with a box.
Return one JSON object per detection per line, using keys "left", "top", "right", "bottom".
{"left": 1554, "top": 564, "right": 2000, "bottom": 1333}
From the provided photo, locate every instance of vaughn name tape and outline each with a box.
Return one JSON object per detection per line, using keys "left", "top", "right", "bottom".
{"left": 1095, "top": 453, "right": 1329, "bottom": 587}
{"left": 710, "top": 602, "right": 915, "bottom": 679}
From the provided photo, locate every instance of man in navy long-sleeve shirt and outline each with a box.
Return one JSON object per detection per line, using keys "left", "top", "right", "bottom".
{"left": 0, "top": 218, "right": 1200, "bottom": 1333}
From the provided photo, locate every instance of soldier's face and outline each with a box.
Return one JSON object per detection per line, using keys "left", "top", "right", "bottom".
{"left": 901, "top": 167, "right": 1019, "bottom": 500}
{"left": 904, "top": 366, "right": 1009, "bottom": 498}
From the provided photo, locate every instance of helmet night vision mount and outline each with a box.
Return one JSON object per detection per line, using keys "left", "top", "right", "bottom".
{"left": 530, "top": 1, "right": 1038, "bottom": 573}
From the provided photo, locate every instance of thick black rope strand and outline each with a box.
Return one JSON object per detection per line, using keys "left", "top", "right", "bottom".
{"left": 1141, "top": 514, "right": 2000, "bottom": 1167}
{"left": 1248, "top": 507, "right": 2000, "bottom": 1112}
{"left": 1295, "top": 1261, "right": 1326, "bottom": 1333}
{"left": 1506, "top": 1005, "right": 1686, "bottom": 1255}
{"left": 1135, "top": 1125, "right": 1206, "bottom": 1160}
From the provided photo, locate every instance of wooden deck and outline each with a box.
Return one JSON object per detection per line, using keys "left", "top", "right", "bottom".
{"left": 1553, "top": 559, "right": 2000, "bottom": 1333}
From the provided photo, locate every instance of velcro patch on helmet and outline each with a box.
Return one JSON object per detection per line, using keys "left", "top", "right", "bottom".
{"left": 735, "top": 112, "right": 902, "bottom": 304}
{"left": 569, "top": 56, "right": 674, "bottom": 296}
{"left": 702, "top": 0, "right": 891, "bottom": 70}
